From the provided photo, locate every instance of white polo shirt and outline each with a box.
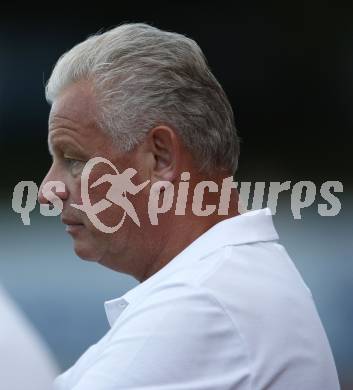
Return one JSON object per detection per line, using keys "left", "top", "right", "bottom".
{"left": 54, "top": 208, "right": 340, "bottom": 389}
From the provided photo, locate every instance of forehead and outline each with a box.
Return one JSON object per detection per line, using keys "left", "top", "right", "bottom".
{"left": 49, "top": 81, "right": 98, "bottom": 131}
{"left": 47, "top": 81, "right": 111, "bottom": 156}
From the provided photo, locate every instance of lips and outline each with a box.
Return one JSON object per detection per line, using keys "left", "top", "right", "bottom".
{"left": 61, "top": 217, "right": 85, "bottom": 235}
{"left": 62, "top": 217, "right": 83, "bottom": 225}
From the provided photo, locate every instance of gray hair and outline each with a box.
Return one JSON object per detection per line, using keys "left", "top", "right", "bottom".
{"left": 46, "top": 23, "right": 240, "bottom": 174}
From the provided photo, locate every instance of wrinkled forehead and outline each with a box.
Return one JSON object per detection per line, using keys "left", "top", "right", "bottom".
{"left": 48, "top": 81, "right": 99, "bottom": 131}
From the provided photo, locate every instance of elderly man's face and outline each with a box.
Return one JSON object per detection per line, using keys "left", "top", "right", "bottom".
{"left": 38, "top": 81, "right": 151, "bottom": 272}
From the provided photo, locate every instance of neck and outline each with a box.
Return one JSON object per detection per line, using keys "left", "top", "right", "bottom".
{"left": 139, "top": 186, "right": 240, "bottom": 282}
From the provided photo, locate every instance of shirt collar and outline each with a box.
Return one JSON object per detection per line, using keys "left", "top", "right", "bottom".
{"left": 105, "top": 207, "right": 279, "bottom": 327}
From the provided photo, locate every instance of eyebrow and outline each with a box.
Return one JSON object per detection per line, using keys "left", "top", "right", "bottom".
{"left": 48, "top": 139, "right": 84, "bottom": 158}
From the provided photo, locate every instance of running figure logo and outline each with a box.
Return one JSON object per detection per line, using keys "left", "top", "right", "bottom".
{"left": 71, "top": 157, "right": 149, "bottom": 233}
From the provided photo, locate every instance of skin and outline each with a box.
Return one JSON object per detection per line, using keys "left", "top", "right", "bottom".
{"left": 38, "top": 80, "right": 240, "bottom": 283}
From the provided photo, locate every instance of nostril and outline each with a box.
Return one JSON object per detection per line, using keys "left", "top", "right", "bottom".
{"left": 40, "top": 180, "right": 68, "bottom": 204}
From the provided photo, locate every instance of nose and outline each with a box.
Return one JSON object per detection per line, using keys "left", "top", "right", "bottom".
{"left": 38, "top": 166, "right": 69, "bottom": 205}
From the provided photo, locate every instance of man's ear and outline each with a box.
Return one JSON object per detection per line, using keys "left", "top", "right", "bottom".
{"left": 146, "top": 125, "right": 180, "bottom": 183}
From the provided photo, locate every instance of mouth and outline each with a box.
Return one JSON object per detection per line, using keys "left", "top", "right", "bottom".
{"left": 62, "top": 218, "right": 85, "bottom": 235}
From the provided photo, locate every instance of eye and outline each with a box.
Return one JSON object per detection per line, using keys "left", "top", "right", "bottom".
{"left": 64, "top": 157, "right": 85, "bottom": 176}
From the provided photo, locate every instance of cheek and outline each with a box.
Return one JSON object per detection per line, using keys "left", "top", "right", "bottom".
{"left": 75, "top": 162, "right": 148, "bottom": 232}
{"left": 96, "top": 203, "right": 127, "bottom": 229}
{"left": 69, "top": 180, "right": 83, "bottom": 204}
{"left": 71, "top": 166, "right": 110, "bottom": 209}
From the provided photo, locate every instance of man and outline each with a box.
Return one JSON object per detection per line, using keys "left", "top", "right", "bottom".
{"left": 38, "top": 23, "right": 339, "bottom": 389}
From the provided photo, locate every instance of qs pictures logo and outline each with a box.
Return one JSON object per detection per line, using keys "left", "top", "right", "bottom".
{"left": 71, "top": 157, "right": 149, "bottom": 233}
{"left": 11, "top": 157, "right": 344, "bottom": 230}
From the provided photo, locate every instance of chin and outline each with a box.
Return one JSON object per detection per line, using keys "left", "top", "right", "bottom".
{"left": 73, "top": 241, "right": 102, "bottom": 262}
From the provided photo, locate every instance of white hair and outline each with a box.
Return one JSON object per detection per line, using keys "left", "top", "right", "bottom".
{"left": 46, "top": 23, "right": 240, "bottom": 174}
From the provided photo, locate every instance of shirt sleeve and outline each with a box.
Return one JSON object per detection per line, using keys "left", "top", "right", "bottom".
{"left": 70, "top": 285, "right": 250, "bottom": 390}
